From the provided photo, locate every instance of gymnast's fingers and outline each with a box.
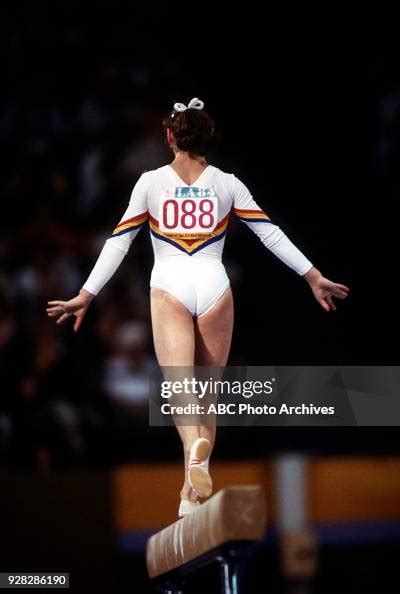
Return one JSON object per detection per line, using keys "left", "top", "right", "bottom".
{"left": 319, "top": 297, "right": 330, "bottom": 312}
{"left": 56, "top": 312, "right": 71, "bottom": 325}
{"left": 73, "top": 314, "right": 84, "bottom": 333}
{"left": 326, "top": 296, "right": 337, "bottom": 311}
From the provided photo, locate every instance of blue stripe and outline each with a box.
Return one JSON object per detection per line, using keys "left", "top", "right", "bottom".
{"left": 150, "top": 229, "right": 226, "bottom": 255}
{"left": 150, "top": 229, "right": 190, "bottom": 253}
{"left": 118, "top": 530, "right": 157, "bottom": 553}
{"left": 314, "top": 520, "right": 400, "bottom": 545}
{"left": 190, "top": 230, "right": 227, "bottom": 254}
{"left": 239, "top": 217, "right": 272, "bottom": 223}
{"left": 111, "top": 223, "right": 145, "bottom": 237}
{"left": 263, "top": 521, "right": 400, "bottom": 545}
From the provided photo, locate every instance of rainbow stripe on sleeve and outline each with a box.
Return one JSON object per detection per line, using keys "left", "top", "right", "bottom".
{"left": 111, "top": 212, "right": 148, "bottom": 237}
{"left": 233, "top": 208, "right": 271, "bottom": 223}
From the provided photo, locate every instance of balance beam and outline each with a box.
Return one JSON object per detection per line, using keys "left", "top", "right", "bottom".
{"left": 146, "top": 485, "right": 266, "bottom": 592}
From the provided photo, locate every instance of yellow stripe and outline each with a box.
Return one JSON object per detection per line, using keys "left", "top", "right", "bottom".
{"left": 234, "top": 209, "right": 270, "bottom": 220}
{"left": 113, "top": 215, "right": 147, "bottom": 234}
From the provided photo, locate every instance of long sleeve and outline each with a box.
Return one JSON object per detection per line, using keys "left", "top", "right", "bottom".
{"left": 81, "top": 172, "right": 150, "bottom": 295}
{"left": 232, "top": 176, "right": 313, "bottom": 276}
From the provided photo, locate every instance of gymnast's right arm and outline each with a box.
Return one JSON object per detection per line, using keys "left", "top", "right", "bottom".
{"left": 231, "top": 175, "right": 350, "bottom": 312}
{"left": 46, "top": 173, "right": 150, "bottom": 331}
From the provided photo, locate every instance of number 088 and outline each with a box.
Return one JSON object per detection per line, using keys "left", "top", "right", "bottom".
{"left": 160, "top": 198, "right": 217, "bottom": 232}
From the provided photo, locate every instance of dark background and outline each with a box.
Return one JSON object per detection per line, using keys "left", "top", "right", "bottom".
{"left": 0, "top": 4, "right": 399, "bottom": 593}
{"left": 0, "top": 6, "right": 398, "bottom": 465}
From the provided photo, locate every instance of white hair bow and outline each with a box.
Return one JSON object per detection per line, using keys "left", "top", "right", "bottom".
{"left": 173, "top": 97, "right": 204, "bottom": 112}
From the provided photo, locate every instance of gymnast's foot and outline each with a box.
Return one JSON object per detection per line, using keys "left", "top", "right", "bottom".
{"left": 178, "top": 498, "right": 200, "bottom": 518}
{"left": 187, "top": 437, "right": 213, "bottom": 498}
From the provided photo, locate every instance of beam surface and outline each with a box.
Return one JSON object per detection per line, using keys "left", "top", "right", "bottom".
{"left": 146, "top": 485, "right": 266, "bottom": 578}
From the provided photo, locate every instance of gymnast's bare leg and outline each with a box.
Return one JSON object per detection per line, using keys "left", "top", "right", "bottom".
{"left": 151, "top": 287, "right": 234, "bottom": 504}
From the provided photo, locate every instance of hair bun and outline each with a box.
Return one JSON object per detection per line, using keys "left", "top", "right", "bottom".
{"left": 163, "top": 99, "right": 217, "bottom": 156}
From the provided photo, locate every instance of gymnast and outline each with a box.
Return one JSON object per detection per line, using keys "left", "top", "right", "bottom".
{"left": 46, "top": 98, "right": 349, "bottom": 517}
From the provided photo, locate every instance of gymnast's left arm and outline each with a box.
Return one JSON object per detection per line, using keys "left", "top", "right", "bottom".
{"left": 232, "top": 175, "right": 350, "bottom": 311}
{"left": 46, "top": 172, "right": 150, "bottom": 330}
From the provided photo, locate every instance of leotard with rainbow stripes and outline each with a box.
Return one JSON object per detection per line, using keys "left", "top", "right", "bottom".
{"left": 82, "top": 164, "right": 312, "bottom": 316}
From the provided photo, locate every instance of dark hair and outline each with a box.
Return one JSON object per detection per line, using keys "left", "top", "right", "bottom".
{"left": 162, "top": 106, "right": 219, "bottom": 157}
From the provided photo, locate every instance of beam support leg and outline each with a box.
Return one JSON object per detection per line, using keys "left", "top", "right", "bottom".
{"left": 220, "top": 559, "right": 240, "bottom": 594}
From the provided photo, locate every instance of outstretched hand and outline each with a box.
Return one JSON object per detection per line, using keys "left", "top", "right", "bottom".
{"left": 304, "top": 267, "right": 350, "bottom": 312}
{"left": 46, "top": 289, "right": 94, "bottom": 332}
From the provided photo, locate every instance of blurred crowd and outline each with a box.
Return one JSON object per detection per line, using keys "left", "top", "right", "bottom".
{"left": 0, "top": 23, "right": 249, "bottom": 470}
{"left": 0, "top": 23, "right": 184, "bottom": 469}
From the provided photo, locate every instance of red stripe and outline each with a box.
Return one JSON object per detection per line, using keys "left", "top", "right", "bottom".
{"left": 233, "top": 208, "right": 264, "bottom": 215}
{"left": 215, "top": 213, "right": 230, "bottom": 229}
{"left": 115, "top": 211, "right": 148, "bottom": 228}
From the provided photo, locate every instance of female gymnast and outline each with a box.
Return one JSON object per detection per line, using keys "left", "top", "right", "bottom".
{"left": 46, "top": 98, "right": 350, "bottom": 517}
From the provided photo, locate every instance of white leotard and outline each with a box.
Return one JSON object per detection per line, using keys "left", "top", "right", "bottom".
{"left": 82, "top": 164, "right": 313, "bottom": 316}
